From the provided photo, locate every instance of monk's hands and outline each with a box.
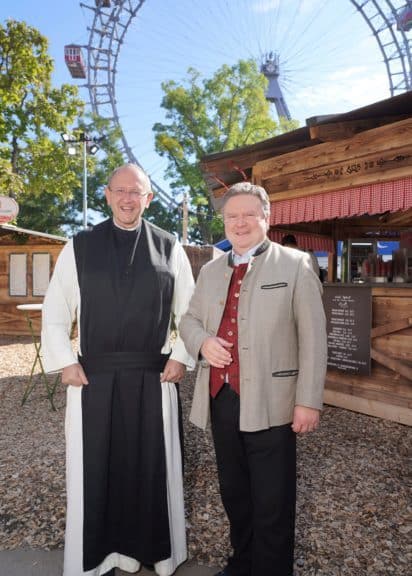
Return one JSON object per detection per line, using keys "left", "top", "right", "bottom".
{"left": 62, "top": 363, "right": 88, "bottom": 387}
{"left": 200, "top": 336, "right": 233, "bottom": 368}
{"left": 62, "top": 359, "right": 186, "bottom": 386}
{"left": 292, "top": 405, "right": 320, "bottom": 434}
{"left": 161, "top": 359, "right": 186, "bottom": 383}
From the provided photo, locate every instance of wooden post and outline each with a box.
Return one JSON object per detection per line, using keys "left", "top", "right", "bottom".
{"left": 327, "top": 251, "right": 337, "bottom": 282}
{"left": 182, "top": 193, "right": 188, "bottom": 245}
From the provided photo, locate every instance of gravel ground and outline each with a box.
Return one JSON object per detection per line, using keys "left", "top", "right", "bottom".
{"left": 0, "top": 335, "right": 411, "bottom": 575}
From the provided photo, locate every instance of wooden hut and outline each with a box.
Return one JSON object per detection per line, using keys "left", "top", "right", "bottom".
{"left": 0, "top": 224, "right": 67, "bottom": 335}
{"left": 200, "top": 92, "right": 412, "bottom": 425}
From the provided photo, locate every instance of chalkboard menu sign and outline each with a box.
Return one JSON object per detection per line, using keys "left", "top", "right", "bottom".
{"left": 323, "top": 286, "right": 372, "bottom": 375}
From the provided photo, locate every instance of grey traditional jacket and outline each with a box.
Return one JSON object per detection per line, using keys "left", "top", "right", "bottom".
{"left": 179, "top": 240, "right": 327, "bottom": 432}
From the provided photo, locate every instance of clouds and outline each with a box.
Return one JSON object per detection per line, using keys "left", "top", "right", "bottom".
{"left": 251, "top": 0, "right": 322, "bottom": 14}
{"left": 290, "top": 65, "right": 390, "bottom": 123}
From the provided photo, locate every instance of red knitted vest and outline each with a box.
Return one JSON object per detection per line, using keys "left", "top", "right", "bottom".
{"left": 210, "top": 263, "right": 248, "bottom": 397}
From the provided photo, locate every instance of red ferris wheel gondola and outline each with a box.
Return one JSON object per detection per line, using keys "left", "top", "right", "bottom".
{"left": 397, "top": 3, "right": 412, "bottom": 31}
{"left": 64, "top": 44, "right": 87, "bottom": 79}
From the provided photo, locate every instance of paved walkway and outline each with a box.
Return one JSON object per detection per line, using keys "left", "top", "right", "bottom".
{"left": 0, "top": 550, "right": 218, "bottom": 576}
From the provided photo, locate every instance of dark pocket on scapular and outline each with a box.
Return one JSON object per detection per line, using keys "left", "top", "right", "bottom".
{"left": 261, "top": 282, "right": 288, "bottom": 289}
{"left": 272, "top": 369, "right": 299, "bottom": 377}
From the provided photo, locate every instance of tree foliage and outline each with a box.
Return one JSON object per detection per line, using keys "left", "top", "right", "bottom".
{"left": 154, "top": 59, "right": 298, "bottom": 243}
{"left": 0, "top": 19, "right": 86, "bottom": 234}
{"left": 0, "top": 19, "right": 180, "bottom": 236}
{"left": 83, "top": 113, "right": 179, "bottom": 235}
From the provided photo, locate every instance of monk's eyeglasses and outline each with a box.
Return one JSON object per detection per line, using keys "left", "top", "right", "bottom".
{"left": 109, "top": 187, "right": 149, "bottom": 198}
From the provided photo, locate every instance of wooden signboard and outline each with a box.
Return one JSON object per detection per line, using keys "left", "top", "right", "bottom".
{"left": 253, "top": 117, "right": 412, "bottom": 201}
{"left": 323, "top": 285, "right": 372, "bottom": 375}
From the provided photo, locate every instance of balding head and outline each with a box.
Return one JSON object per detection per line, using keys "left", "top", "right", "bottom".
{"left": 108, "top": 164, "right": 152, "bottom": 195}
{"left": 105, "top": 163, "right": 153, "bottom": 229}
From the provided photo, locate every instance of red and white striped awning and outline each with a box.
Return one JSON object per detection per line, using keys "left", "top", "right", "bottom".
{"left": 268, "top": 230, "right": 335, "bottom": 252}
{"left": 269, "top": 177, "right": 412, "bottom": 226}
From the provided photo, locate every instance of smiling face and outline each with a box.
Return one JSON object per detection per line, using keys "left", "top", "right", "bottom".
{"left": 105, "top": 165, "right": 153, "bottom": 229}
{"left": 223, "top": 194, "right": 269, "bottom": 255}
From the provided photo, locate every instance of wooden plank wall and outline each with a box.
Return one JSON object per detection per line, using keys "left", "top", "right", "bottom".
{"left": 325, "top": 286, "right": 412, "bottom": 425}
{"left": 0, "top": 243, "right": 64, "bottom": 335}
{"left": 183, "top": 245, "right": 223, "bottom": 280}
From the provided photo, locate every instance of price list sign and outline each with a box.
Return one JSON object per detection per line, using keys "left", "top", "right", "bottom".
{"left": 323, "top": 286, "right": 372, "bottom": 375}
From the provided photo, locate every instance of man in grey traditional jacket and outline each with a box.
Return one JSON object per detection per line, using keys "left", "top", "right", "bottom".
{"left": 42, "top": 164, "right": 194, "bottom": 576}
{"left": 180, "top": 182, "right": 327, "bottom": 576}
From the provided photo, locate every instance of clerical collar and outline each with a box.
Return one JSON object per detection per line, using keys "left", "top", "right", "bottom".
{"left": 112, "top": 218, "right": 141, "bottom": 232}
{"left": 111, "top": 218, "right": 142, "bottom": 270}
{"left": 229, "top": 238, "right": 270, "bottom": 267}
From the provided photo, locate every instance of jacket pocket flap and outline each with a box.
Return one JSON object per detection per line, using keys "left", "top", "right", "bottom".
{"left": 272, "top": 369, "right": 299, "bottom": 377}
{"left": 261, "top": 282, "right": 288, "bottom": 289}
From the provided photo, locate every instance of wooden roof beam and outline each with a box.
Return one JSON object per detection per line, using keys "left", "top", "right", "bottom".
{"left": 308, "top": 115, "right": 411, "bottom": 142}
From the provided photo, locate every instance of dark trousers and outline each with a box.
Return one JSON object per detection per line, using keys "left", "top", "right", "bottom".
{"left": 210, "top": 385, "right": 296, "bottom": 576}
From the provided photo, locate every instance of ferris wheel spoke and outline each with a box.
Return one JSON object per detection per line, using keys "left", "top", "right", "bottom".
{"left": 80, "top": 0, "right": 178, "bottom": 207}
{"left": 74, "top": 0, "right": 411, "bottom": 210}
{"left": 350, "top": 0, "right": 411, "bottom": 93}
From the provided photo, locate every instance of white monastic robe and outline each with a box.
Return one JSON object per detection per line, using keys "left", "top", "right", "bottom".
{"left": 42, "top": 219, "right": 195, "bottom": 576}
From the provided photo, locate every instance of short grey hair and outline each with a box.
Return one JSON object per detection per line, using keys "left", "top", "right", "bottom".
{"left": 108, "top": 163, "right": 152, "bottom": 194}
{"left": 220, "top": 182, "right": 270, "bottom": 217}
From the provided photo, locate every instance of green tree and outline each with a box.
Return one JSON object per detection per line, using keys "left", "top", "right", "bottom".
{"left": 0, "top": 20, "right": 180, "bottom": 235}
{"left": 0, "top": 19, "right": 84, "bottom": 233}
{"left": 64, "top": 115, "right": 126, "bottom": 232}
{"left": 82, "top": 114, "right": 179, "bottom": 235}
{"left": 154, "top": 59, "right": 298, "bottom": 244}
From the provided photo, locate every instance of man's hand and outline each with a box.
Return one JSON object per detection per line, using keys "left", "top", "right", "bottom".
{"left": 292, "top": 405, "right": 320, "bottom": 433}
{"left": 200, "top": 336, "right": 233, "bottom": 368}
{"left": 161, "top": 359, "right": 186, "bottom": 383}
{"left": 61, "top": 363, "right": 88, "bottom": 387}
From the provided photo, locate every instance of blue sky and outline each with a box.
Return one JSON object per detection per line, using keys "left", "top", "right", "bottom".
{"left": 1, "top": 0, "right": 408, "bottom": 198}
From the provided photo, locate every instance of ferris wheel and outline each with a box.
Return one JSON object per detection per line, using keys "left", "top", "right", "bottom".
{"left": 71, "top": 0, "right": 412, "bottom": 206}
{"left": 350, "top": 0, "right": 411, "bottom": 94}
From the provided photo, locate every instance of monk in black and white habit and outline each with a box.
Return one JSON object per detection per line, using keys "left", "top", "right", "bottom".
{"left": 41, "top": 164, "right": 195, "bottom": 576}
